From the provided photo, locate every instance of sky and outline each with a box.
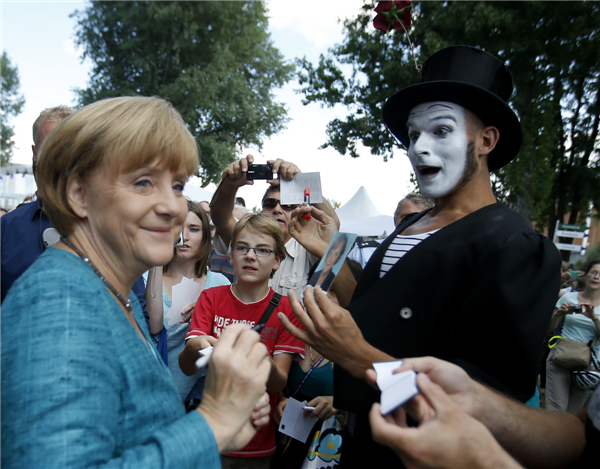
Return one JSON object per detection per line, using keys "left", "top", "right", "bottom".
{"left": 1, "top": 0, "right": 415, "bottom": 216}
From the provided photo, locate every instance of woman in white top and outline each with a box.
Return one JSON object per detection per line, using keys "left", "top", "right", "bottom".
{"left": 546, "top": 258, "right": 600, "bottom": 413}
{"left": 145, "top": 199, "right": 230, "bottom": 400}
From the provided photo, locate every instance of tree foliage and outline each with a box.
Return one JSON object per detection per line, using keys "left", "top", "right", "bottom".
{"left": 72, "top": 1, "right": 294, "bottom": 185}
{"left": 1, "top": 51, "right": 25, "bottom": 166}
{"left": 297, "top": 1, "right": 600, "bottom": 237}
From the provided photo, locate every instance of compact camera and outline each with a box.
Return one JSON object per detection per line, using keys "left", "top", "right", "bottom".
{"left": 568, "top": 304, "right": 583, "bottom": 314}
{"left": 246, "top": 163, "right": 273, "bottom": 181}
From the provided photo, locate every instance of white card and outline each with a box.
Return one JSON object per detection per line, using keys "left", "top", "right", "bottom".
{"left": 373, "top": 360, "right": 419, "bottom": 415}
{"left": 166, "top": 277, "right": 200, "bottom": 325}
{"left": 195, "top": 346, "right": 214, "bottom": 369}
{"left": 280, "top": 172, "right": 323, "bottom": 205}
{"left": 278, "top": 397, "right": 319, "bottom": 443}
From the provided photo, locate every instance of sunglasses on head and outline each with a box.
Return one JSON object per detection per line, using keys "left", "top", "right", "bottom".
{"left": 261, "top": 198, "right": 299, "bottom": 211}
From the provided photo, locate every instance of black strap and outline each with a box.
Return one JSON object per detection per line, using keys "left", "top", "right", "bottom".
{"left": 255, "top": 292, "right": 282, "bottom": 330}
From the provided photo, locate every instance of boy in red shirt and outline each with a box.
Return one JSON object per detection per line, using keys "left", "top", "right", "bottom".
{"left": 180, "top": 213, "right": 305, "bottom": 468}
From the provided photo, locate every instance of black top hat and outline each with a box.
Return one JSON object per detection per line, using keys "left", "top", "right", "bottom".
{"left": 382, "top": 45, "right": 522, "bottom": 171}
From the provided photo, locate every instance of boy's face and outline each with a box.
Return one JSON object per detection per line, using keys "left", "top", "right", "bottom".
{"left": 231, "top": 227, "right": 281, "bottom": 285}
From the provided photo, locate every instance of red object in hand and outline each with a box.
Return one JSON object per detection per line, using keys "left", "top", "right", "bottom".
{"left": 304, "top": 188, "right": 311, "bottom": 221}
{"left": 373, "top": 1, "right": 412, "bottom": 33}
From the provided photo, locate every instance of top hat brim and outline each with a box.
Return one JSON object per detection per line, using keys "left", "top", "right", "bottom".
{"left": 382, "top": 81, "right": 522, "bottom": 172}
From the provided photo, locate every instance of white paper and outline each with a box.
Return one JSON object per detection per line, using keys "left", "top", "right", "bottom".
{"left": 166, "top": 276, "right": 200, "bottom": 325}
{"left": 280, "top": 172, "right": 323, "bottom": 205}
{"left": 195, "top": 346, "right": 214, "bottom": 369}
{"left": 373, "top": 360, "right": 419, "bottom": 415}
{"left": 278, "top": 397, "right": 319, "bottom": 443}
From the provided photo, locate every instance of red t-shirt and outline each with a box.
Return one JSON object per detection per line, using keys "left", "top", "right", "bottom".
{"left": 186, "top": 285, "right": 305, "bottom": 457}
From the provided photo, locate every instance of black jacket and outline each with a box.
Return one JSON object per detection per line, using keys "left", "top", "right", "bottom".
{"left": 335, "top": 203, "right": 562, "bottom": 467}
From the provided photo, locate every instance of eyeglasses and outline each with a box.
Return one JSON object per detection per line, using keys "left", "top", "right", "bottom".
{"left": 231, "top": 245, "right": 275, "bottom": 258}
{"left": 589, "top": 270, "right": 600, "bottom": 278}
{"left": 262, "top": 198, "right": 299, "bottom": 211}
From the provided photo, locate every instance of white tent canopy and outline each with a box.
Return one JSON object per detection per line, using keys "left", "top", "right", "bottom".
{"left": 337, "top": 186, "right": 395, "bottom": 238}
{"left": 183, "top": 184, "right": 213, "bottom": 203}
{"left": 336, "top": 186, "right": 381, "bottom": 223}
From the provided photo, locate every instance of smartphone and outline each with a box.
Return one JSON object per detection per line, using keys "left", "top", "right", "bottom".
{"left": 569, "top": 270, "right": 582, "bottom": 280}
{"left": 246, "top": 163, "right": 273, "bottom": 180}
{"left": 568, "top": 304, "right": 583, "bottom": 314}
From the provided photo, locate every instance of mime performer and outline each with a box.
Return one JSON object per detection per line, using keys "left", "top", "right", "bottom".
{"left": 280, "top": 46, "right": 562, "bottom": 467}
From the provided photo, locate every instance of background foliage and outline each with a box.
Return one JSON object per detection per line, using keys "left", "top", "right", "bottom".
{"left": 297, "top": 1, "right": 600, "bottom": 238}
{"left": 1, "top": 51, "right": 25, "bottom": 166}
{"left": 73, "top": 1, "right": 294, "bottom": 185}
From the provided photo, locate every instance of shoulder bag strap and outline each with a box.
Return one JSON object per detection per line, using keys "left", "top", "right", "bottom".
{"left": 255, "top": 292, "right": 282, "bottom": 330}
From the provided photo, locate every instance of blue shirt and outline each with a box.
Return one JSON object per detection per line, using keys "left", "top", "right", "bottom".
{"left": 0, "top": 201, "right": 163, "bottom": 361}
{"left": 1, "top": 199, "right": 52, "bottom": 302}
{"left": 1, "top": 247, "right": 220, "bottom": 468}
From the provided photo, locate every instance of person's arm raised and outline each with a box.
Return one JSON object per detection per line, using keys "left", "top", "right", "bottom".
{"left": 210, "top": 155, "right": 255, "bottom": 247}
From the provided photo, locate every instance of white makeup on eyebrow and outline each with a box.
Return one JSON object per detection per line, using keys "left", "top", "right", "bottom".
{"left": 406, "top": 101, "right": 469, "bottom": 198}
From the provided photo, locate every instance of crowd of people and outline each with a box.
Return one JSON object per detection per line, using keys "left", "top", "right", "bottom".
{"left": 1, "top": 45, "right": 599, "bottom": 469}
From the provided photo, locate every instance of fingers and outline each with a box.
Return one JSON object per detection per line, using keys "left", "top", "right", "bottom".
{"left": 369, "top": 403, "right": 414, "bottom": 452}
{"left": 205, "top": 336, "right": 218, "bottom": 346}
{"left": 251, "top": 392, "right": 271, "bottom": 429}
{"left": 416, "top": 373, "right": 456, "bottom": 415}
{"left": 392, "top": 356, "right": 440, "bottom": 375}
{"left": 180, "top": 303, "right": 195, "bottom": 323}
{"left": 223, "top": 155, "right": 254, "bottom": 185}
{"left": 365, "top": 369, "right": 380, "bottom": 390}
{"left": 213, "top": 323, "right": 259, "bottom": 364}
{"left": 278, "top": 311, "right": 311, "bottom": 344}
{"left": 271, "top": 158, "right": 300, "bottom": 181}
{"left": 309, "top": 396, "right": 335, "bottom": 420}
{"left": 283, "top": 289, "right": 317, "bottom": 337}
{"left": 302, "top": 286, "right": 328, "bottom": 325}
{"left": 403, "top": 394, "right": 436, "bottom": 424}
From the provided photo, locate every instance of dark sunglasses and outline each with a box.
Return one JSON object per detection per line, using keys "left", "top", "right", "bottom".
{"left": 262, "top": 198, "right": 299, "bottom": 211}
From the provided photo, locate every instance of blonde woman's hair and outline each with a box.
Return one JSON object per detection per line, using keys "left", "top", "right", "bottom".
{"left": 36, "top": 96, "right": 199, "bottom": 234}
{"left": 231, "top": 213, "right": 286, "bottom": 278}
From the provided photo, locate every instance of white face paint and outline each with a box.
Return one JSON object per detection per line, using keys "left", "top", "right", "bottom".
{"left": 406, "top": 102, "right": 470, "bottom": 199}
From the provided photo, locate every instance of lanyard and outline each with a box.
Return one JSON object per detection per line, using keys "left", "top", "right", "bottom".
{"left": 291, "top": 356, "right": 325, "bottom": 398}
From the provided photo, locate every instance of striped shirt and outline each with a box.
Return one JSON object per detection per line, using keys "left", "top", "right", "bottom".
{"left": 380, "top": 230, "right": 439, "bottom": 278}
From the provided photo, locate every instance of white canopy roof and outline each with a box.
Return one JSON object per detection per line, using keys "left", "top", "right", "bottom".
{"left": 337, "top": 186, "right": 395, "bottom": 238}
{"left": 336, "top": 186, "right": 381, "bottom": 223}
{"left": 183, "top": 184, "right": 213, "bottom": 203}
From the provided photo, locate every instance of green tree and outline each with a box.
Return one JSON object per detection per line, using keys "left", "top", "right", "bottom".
{"left": 297, "top": 1, "right": 600, "bottom": 238}
{"left": 1, "top": 51, "right": 25, "bottom": 166}
{"left": 72, "top": 1, "right": 294, "bottom": 184}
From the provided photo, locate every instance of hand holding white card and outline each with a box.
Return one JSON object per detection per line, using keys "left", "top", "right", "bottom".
{"left": 278, "top": 397, "right": 318, "bottom": 442}
{"left": 195, "top": 346, "right": 214, "bottom": 369}
{"left": 166, "top": 276, "right": 200, "bottom": 325}
{"left": 280, "top": 172, "right": 323, "bottom": 205}
{"left": 373, "top": 359, "right": 419, "bottom": 415}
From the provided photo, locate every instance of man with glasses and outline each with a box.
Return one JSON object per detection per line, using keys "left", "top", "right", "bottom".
{"left": 210, "top": 155, "right": 339, "bottom": 297}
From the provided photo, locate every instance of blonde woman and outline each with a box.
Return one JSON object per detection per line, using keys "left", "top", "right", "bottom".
{"left": 2, "top": 96, "right": 270, "bottom": 468}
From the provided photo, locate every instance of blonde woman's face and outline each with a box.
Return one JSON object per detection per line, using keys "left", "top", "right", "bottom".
{"left": 80, "top": 160, "right": 188, "bottom": 273}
